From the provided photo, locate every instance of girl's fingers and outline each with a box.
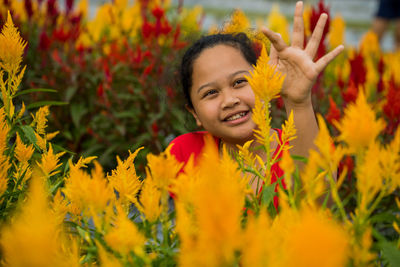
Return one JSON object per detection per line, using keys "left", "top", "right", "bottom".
{"left": 305, "top": 13, "right": 328, "bottom": 58}
{"left": 291, "top": 1, "right": 304, "bottom": 48}
{"left": 315, "top": 45, "right": 344, "bottom": 73}
{"left": 261, "top": 27, "right": 287, "bottom": 52}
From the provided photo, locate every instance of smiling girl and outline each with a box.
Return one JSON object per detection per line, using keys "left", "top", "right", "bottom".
{"left": 169, "top": 1, "right": 343, "bottom": 193}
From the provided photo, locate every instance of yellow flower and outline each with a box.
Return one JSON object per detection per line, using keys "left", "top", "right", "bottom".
{"left": 137, "top": 178, "right": 162, "bottom": 222}
{"left": 314, "top": 115, "right": 346, "bottom": 172}
{"left": 181, "top": 6, "right": 203, "bottom": 36}
{"left": 104, "top": 206, "right": 145, "bottom": 256}
{"left": 0, "top": 175, "right": 70, "bottom": 267}
{"left": 266, "top": 4, "right": 290, "bottom": 44}
{"left": 241, "top": 211, "right": 272, "bottom": 267}
{"left": 335, "top": 90, "right": 385, "bottom": 155}
{"left": 303, "top": 4, "right": 312, "bottom": 37}
{"left": 177, "top": 135, "right": 246, "bottom": 266}
{"left": 300, "top": 151, "right": 326, "bottom": 203}
{"left": 36, "top": 143, "right": 65, "bottom": 177}
{"left": 0, "top": 11, "right": 27, "bottom": 75}
{"left": 359, "top": 31, "right": 380, "bottom": 58}
{"left": 280, "top": 208, "right": 350, "bottom": 267}
{"left": 356, "top": 142, "right": 384, "bottom": 214}
{"left": 251, "top": 96, "right": 272, "bottom": 147}
{"left": 31, "top": 105, "right": 50, "bottom": 135}
{"left": 246, "top": 43, "right": 285, "bottom": 102}
{"left": 280, "top": 109, "right": 297, "bottom": 150}
{"left": 14, "top": 133, "right": 34, "bottom": 163}
{"left": 34, "top": 131, "right": 47, "bottom": 151}
{"left": 145, "top": 145, "right": 183, "bottom": 191}
{"left": 280, "top": 150, "right": 295, "bottom": 189}
{"left": 108, "top": 148, "right": 143, "bottom": 207}
{"left": 223, "top": 9, "right": 251, "bottom": 34}
{"left": 63, "top": 160, "right": 114, "bottom": 214}
{"left": 328, "top": 14, "right": 345, "bottom": 49}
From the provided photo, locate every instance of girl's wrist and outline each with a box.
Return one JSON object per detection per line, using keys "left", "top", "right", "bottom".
{"left": 282, "top": 95, "right": 313, "bottom": 111}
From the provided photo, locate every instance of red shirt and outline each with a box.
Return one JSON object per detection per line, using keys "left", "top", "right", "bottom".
{"left": 169, "top": 130, "right": 285, "bottom": 208}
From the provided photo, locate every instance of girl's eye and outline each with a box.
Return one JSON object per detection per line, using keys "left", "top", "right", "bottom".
{"left": 203, "top": 89, "right": 218, "bottom": 98}
{"left": 233, "top": 79, "right": 247, "bottom": 87}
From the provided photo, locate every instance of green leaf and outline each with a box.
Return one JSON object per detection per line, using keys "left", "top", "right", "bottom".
{"left": 70, "top": 103, "right": 88, "bottom": 128}
{"left": 380, "top": 241, "right": 400, "bottom": 266}
{"left": 26, "top": 101, "right": 69, "bottom": 110}
{"left": 13, "top": 88, "right": 57, "bottom": 97}
{"left": 19, "top": 125, "right": 37, "bottom": 146}
{"left": 65, "top": 86, "right": 78, "bottom": 102}
{"left": 260, "top": 184, "right": 276, "bottom": 206}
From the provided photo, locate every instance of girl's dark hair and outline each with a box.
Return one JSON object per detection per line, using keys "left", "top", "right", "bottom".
{"left": 180, "top": 33, "right": 257, "bottom": 108}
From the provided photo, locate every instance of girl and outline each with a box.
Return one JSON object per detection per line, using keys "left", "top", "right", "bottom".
{"left": 170, "top": 1, "right": 343, "bottom": 192}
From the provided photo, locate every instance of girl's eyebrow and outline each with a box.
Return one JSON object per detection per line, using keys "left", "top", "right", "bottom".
{"left": 196, "top": 70, "right": 250, "bottom": 94}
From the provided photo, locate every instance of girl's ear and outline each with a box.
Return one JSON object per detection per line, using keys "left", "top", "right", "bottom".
{"left": 185, "top": 104, "right": 202, "bottom": 127}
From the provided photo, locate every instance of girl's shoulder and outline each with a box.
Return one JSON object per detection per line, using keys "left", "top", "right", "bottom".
{"left": 169, "top": 131, "right": 218, "bottom": 164}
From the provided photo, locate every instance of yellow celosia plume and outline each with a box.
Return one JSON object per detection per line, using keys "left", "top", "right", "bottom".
{"left": 177, "top": 135, "right": 247, "bottom": 266}
{"left": 223, "top": 9, "right": 251, "bottom": 34}
{"left": 104, "top": 205, "right": 146, "bottom": 256}
{"left": 36, "top": 143, "right": 66, "bottom": 177}
{"left": 0, "top": 174, "right": 76, "bottom": 267}
{"left": 0, "top": 108, "right": 10, "bottom": 195}
{"left": 31, "top": 105, "right": 50, "bottom": 136}
{"left": 137, "top": 177, "right": 162, "bottom": 223}
{"left": 14, "top": 133, "right": 34, "bottom": 163}
{"left": 0, "top": 11, "right": 27, "bottom": 76}
{"left": 108, "top": 147, "right": 143, "bottom": 207}
{"left": 335, "top": 90, "right": 385, "bottom": 155}
{"left": 266, "top": 4, "right": 290, "bottom": 44}
{"left": 328, "top": 15, "right": 345, "bottom": 49}
{"left": 246, "top": 43, "right": 285, "bottom": 102}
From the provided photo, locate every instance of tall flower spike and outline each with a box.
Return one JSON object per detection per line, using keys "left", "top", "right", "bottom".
{"left": 334, "top": 90, "right": 385, "bottom": 155}
{"left": 0, "top": 11, "right": 27, "bottom": 76}
{"left": 245, "top": 43, "right": 285, "bottom": 103}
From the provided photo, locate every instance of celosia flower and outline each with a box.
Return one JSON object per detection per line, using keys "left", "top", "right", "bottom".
{"left": 104, "top": 206, "right": 145, "bottom": 256}
{"left": 309, "top": 0, "right": 330, "bottom": 60}
{"left": 107, "top": 148, "right": 143, "bottom": 207}
{"left": 246, "top": 43, "right": 285, "bottom": 103}
{"left": 177, "top": 135, "right": 246, "bottom": 266}
{"left": 36, "top": 144, "right": 65, "bottom": 177}
{"left": 266, "top": 4, "right": 290, "bottom": 44}
{"left": 145, "top": 145, "right": 183, "bottom": 191}
{"left": 280, "top": 110, "right": 297, "bottom": 149}
{"left": 14, "top": 133, "right": 34, "bottom": 163}
{"left": 328, "top": 14, "right": 345, "bottom": 49}
{"left": 31, "top": 105, "right": 50, "bottom": 136}
{"left": 63, "top": 159, "right": 114, "bottom": 214}
{"left": 349, "top": 51, "right": 366, "bottom": 87}
{"left": 137, "top": 178, "right": 162, "bottom": 222}
{"left": 279, "top": 150, "right": 295, "bottom": 188}
{"left": 0, "top": 175, "right": 73, "bottom": 266}
{"left": 0, "top": 11, "right": 27, "bottom": 76}
{"left": 335, "top": 90, "right": 385, "bottom": 154}
{"left": 280, "top": 208, "right": 349, "bottom": 267}
{"left": 326, "top": 96, "right": 341, "bottom": 124}
{"left": 223, "top": 9, "right": 251, "bottom": 34}
{"left": 359, "top": 31, "right": 380, "bottom": 58}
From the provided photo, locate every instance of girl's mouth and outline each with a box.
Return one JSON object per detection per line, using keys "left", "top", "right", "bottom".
{"left": 224, "top": 111, "right": 249, "bottom": 122}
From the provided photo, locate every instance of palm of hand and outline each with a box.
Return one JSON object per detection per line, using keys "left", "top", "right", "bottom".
{"left": 262, "top": 1, "right": 343, "bottom": 106}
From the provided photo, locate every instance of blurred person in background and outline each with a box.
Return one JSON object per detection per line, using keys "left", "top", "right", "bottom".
{"left": 371, "top": 0, "right": 400, "bottom": 51}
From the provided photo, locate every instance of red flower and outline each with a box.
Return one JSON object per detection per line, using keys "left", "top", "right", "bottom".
{"left": 326, "top": 96, "right": 341, "bottom": 124}
{"left": 39, "top": 30, "right": 52, "bottom": 50}
{"left": 339, "top": 156, "right": 354, "bottom": 182}
{"left": 342, "top": 80, "right": 358, "bottom": 104}
{"left": 142, "top": 20, "right": 154, "bottom": 39}
{"left": 152, "top": 6, "right": 164, "bottom": 19}
{"left": 65, "top": 0, "right": 74, "bottom": 14}
{"left": 143, "top": 62, "right": 155, "bottom": 76}
{"left": 309, "top": 0, "right": 330, "bottom": 60}
{"left": 97, "top": 83, "right": 104, "bottom": 98}
{"left": 52, "top": 28, "right": 70, "bottom": 42}
{"left": 349, "top": 51, "right": 366, "bottom": 87}
{"left": 24, "top": 0, "right": 33, "bottom": 19}
{"left": 383, "top": 80, "right": 400, "bottom": 132}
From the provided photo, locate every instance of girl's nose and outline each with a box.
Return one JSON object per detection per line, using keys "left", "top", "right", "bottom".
{"left": 221, "top": 91, "right": 240, "bottom": 109}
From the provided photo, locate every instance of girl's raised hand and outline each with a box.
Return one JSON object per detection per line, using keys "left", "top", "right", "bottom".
{"left": 261, "top": 1, "right": 344, "bottom": 107}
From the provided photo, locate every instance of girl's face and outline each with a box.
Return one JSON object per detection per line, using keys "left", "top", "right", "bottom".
{"left": 189, "top": 44, "right": 257, "bottom": 145}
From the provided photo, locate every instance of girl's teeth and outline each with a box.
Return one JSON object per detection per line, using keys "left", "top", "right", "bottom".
{"left": 226, "top": 112, "right": 246, "bottom": 121}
